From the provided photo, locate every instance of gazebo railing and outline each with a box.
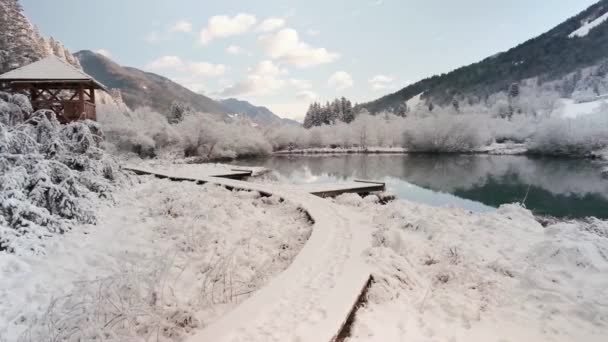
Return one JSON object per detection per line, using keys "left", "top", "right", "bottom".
{"left": 32, "top": 100, "right": 96, "bottom": 121}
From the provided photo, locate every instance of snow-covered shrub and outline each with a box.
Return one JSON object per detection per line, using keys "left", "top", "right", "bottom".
{"left": 527, "top": 112, "right": 608, "bottom": 156}
{"left": 403, "top": 114, "right": 492, "bottom": 152}
{"left": 98, "top": 106, "right": 271, "bottom": 160}
{"left": 489, "top": 114, "right": 538, "bottom": 143}
{"left": 265, "top": 124, "right": 309, "bottom": 150}
{"left": 0, "top": 95, "right": 125, "bottom": 254}
{"left": 176, "top": 113, "right": 272, "bottom": 160}
{"left": 97, "top": 105, "right": 180, "bottom": 158}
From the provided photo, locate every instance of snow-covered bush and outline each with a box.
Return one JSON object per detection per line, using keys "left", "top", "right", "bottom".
{"left": 97, "top": 105, "right": 180, "bottom": 158}
{"left": 176, "top": 113, "right": 272, "bottom": 160}
{"left": 98, "top": 106, "right": 271, "bottom": 160}
{"left": 403, "top": 114, "right": 492, "bottom": 152}
{"left": 0, "top": 94, "right": 125, "bottom": 254}
{"left": 527, "top": 112, "right": 608, "bottom": 156}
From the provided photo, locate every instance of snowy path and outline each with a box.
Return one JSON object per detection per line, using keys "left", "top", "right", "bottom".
{"left": 127, "top": 168, "right": 373, "bottom": 342}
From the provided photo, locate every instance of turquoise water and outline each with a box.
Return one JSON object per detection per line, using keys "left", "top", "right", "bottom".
{"left": 233, "top": 154, "right": 608, "bottom": 219}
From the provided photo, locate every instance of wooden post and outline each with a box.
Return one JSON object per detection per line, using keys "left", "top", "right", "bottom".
{"left": 89, "top": 84, "right": 96, "bottom": 120}
{"left": 78, "top": 83, "right": 85, "bottom": 119}
{"left": 89, "top": 84, "right": 95, "bottom": 103}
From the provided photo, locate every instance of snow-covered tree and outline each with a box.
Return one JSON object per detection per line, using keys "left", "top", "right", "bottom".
{"left": 0, "top": 92, "right": 125, "bottom": 254}
{"left": 0, "top": 0, "right": 46, "bottom": 73}
{"left": 168, "top": 101, "right": 192, "bottom": 124}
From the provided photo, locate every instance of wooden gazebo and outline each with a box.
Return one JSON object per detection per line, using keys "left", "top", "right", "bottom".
{"left": 0, "top": 56, "right": 107, "bottom": 123}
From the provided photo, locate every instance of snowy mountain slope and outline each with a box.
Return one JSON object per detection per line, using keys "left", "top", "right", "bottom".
{"left": 560, "top": 97, "right": 606, "bottom": 118}
{"left": 570, "top": 10, "right": 608, "bottom": 37}
{"left": 361, "top": 0, "right": 608, "bottom": 113}
{"left": 220, "top": 98, "right": 300, "bottom": 127}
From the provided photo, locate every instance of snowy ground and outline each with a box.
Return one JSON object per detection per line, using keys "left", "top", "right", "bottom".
{"left": 559, "top": 98, "right": 606, "bottom": 118}
{"left": 0, "top": 176, "right": 311, "bottom": 341}
{"left": 2, "top": 160, "right": 608, "bottom": 342}
{"left": 335, "top": 194, "right": 608, "bottom": 342}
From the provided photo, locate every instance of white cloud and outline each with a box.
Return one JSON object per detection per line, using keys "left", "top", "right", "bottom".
{"left": 188, "top": 62, "right": 227, "bottom": 77}
{"left": 369, "top": 74, "right": 395, "bottom": 90}
{"left": 145, "top": 56, "right": 227, "bottom": 77}
{"left": 218, "top": 60, "right": 286, "bottom": 97}
{"left": 328, "top": 71, "right": 354, "bottom": 90}
{"left": 289, "top": 78, "right": 312, "bottom": 89}
{"left": 145, "top": 55, "right": 184, "bottom": 69}
{"left": 259, "top": 28, "right": 339, "bottom": 68}
{"left": 200, "top": 13, "right": 257, "bottom": 45}
{"left": 169, "top": 20, "right": 193, "bottom": 33}
{"left": 95, "top": 49, "right": 111, "bottom": 58}
{"left": 226, "top": 45, "right": 244, "bottom": 55}
{"left": 256, "top": 17, "right": 286, "bottom": 32}
{"left": 306, "top": 29, "right": 320, "bottom": 36}
{"left": 296, "top": 90, "right": 318, "bottom": 102}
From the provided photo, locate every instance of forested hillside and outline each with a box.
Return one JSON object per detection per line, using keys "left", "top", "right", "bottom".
{"left": 361, "top": 0, "right": 608, "bottom": 113}
{"left": 75, "top": 50, "right": 228, "bottom": 118}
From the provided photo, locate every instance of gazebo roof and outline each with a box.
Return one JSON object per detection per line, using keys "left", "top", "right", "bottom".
{"left": 0, "top": 55, "right": 107, "bottom": 91}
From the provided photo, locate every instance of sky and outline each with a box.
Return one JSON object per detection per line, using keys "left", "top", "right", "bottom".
{"left": 22, "top": 0, "right": 598, "bottom": 121}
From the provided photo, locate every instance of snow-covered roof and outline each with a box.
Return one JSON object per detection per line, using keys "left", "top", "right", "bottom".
{"left": 0, "top": 55, "right": 107, "bottom": 90}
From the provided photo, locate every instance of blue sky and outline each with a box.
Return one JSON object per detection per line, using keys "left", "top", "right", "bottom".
{"left": 22, "top": 0, "right": 597, "bottom": 120}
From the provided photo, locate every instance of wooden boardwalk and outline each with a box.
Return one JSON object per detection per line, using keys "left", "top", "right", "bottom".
{"left": 124, "top": 165, "right": 374, "bottom": 342}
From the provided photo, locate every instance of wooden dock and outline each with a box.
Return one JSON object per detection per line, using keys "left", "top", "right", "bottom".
{"left": 291, "top": 180, "right": 385, "bottom": 198}
{"left": 125, "top": 167, "right": 385, "bottom": 198}
{"left": 124, "top": 166, "right": 253, "bottom": 180}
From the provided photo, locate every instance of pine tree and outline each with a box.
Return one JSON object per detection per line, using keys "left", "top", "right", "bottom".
{"left": 303, "top": 103, "right": 316, "bottom": 128}
{"left": 0, "top": 0, "right": 45, "bottom": 72}
{"left": 508, "top": 83, "right": 520, "bottom": 98}
{"left": 341, "top": 97, "right": 355, "bottom": 123}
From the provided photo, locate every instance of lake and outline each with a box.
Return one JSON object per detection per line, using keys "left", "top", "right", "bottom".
{"left": 233, "top": 154, "right": 608, "bottom": 219}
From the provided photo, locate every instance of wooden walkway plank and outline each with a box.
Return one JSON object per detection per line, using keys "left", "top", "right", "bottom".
{"left": 292, "top": 180, "right": 385, "bottom": 198}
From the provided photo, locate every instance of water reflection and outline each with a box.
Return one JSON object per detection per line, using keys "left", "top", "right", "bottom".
{"left": 234, "top": 154, "right": 608, "bottom": 218}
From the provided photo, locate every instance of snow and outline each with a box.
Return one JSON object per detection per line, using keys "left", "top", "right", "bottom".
{"left": 337, "top": 196, "right": 608, "bottom": 342}
{"left": 3, "top": 159, "right": 608, "bottom": 341}
{"left": 406, "top": 92, "right": 424, "bottom": 110}
{"left": 128, "top": 160, "right": 268, "bottom": 178}
{"left": 275, "top": 143, "right": 528, "bottom": 156}
{"left": 1, "top": 96, "right": 126, "bottom": 255}
{"left": 275, "top": 146, "right": 408, "bottom": 154}
{"left": 569, "top": 11, "right": 608, "bottom": 38}
{"left": 0, "top": 55, "right": 106, "bottom": 89}
{"left": 560, "top": 98, "right": 605, "bottom": 118}
{"left": 0, "top": 177, "right": 312, "bottom": 340}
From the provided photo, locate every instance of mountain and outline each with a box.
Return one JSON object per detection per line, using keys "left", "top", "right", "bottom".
{"left": 220, "top": 98, "right": 300, "bottom": 127}
{"left": 361, "top": 0, "right": 608, "bottom": 113}
{"left": 75, "top": 50, "right": 227, "bottom": 118}
{"left": 75, "top": 50, "right": 298, "bottom": 126}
